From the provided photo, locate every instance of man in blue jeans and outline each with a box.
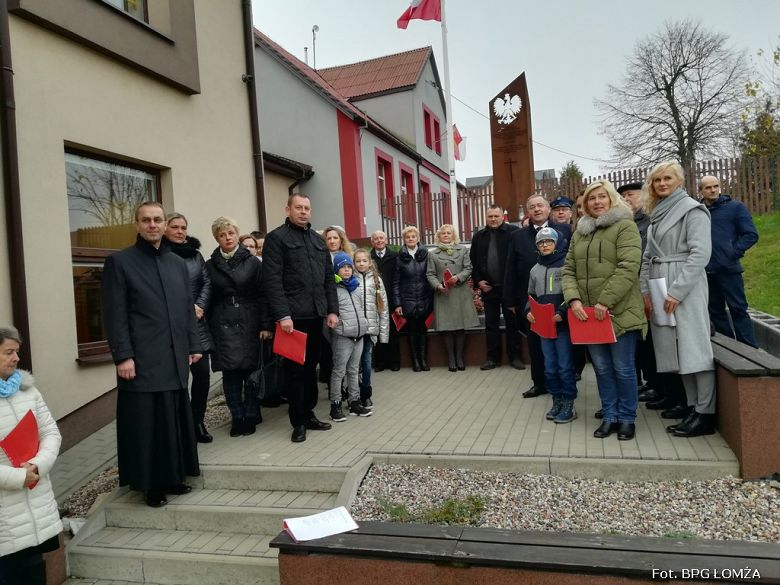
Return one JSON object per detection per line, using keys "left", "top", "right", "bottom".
{"left": 698, "top": 176, "right": 759, "bottom": 347}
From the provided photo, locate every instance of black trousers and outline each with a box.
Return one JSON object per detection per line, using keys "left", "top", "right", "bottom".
{"left": 222, "top": 368, "right": 258, "bottom": 422}
{"left": 374, "top": 318, "right": 400, "bottom": 369}
{"left": 518, "top": 317, "right": 546, "bottom": 389}
{"left": 0, "top": 549, "right": 45, "bottom": 585}
{"left": 285, "top": 318, "right": 324, "bottom": 427}
{"left": 482, "top": 290, "right": 519, "bottom": 362}
{"left": 189, "top": 354, "right": 210, "bottom": 425}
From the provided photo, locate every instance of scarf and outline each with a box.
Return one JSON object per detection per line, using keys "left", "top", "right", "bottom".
{"left": 0, "top": 370, "right": 21, "bottom": 398}
{"left": 437, "top": 243, "right": 456, "bottom": 256}
{"left": 335, "top": 274, "right": 359, "bottom": 293}
{"left": 220, "top": 246, "right": 238, "bottom": 260}
{"left": 650, "top": 187, "right": 688, "bottom": 226}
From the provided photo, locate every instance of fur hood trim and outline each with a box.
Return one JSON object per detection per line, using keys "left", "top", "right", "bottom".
{"left": 19, "top": 369, "right": 35, "bottom": 391}
{"left": 576, "top": 206, "right": 634, "bottom": 236}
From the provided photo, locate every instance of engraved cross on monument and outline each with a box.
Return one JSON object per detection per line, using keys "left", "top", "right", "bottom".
{"left": 489, "top": 73, "right": 535, "bottom": 222}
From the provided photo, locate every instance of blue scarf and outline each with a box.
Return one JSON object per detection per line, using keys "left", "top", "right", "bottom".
{"left": 0, "top": 370, "right": 21, "bottom": 398}
{"left": 335, "top": 274, "right": 360, "bottom": 293}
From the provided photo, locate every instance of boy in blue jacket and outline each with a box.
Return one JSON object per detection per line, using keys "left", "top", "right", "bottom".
{"left": 525, "top": 227, "right": 577, "bottom": 423}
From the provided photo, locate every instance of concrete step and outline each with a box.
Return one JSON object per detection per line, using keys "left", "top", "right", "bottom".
{"left": 68, "top": 527, "right": 279, "bottom": 585}
{"left": 105, "top": 488, "right": 338, "bottom": 534}
{"left": 63, "top": 580, "right": 162, "bottom": 585}
{"left": 195, "top": 464, "right": 348, "bottom": 492}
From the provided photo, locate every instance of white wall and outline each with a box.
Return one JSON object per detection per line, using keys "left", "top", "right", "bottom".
{"left": 414, "top": 60, "right": 448, "bottom": 173}
{"left": 350, "top": 91, "right": 415, "bottom": 146}
{"left": 10, "top": 0, "right": 256, "bottom": 418}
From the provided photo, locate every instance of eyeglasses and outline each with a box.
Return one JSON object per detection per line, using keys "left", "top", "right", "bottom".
{"left": 536, "top": 240, "right": 555, "bottom": 247}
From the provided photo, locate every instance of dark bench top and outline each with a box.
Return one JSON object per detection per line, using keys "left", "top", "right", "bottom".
{"left": 271, "top": 521, "right": 780, "bottom": 582}
{"left": 711, "top": 333, "right": 780, "bottom": 376}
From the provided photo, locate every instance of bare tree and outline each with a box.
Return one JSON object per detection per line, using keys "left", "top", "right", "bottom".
{"left": 596, "top": 20, "right": 752, "bottom": 170}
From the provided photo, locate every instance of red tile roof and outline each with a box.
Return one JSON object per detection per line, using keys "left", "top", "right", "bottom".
{"left": 318, "top": 47, "right": 432, "bottom": 100}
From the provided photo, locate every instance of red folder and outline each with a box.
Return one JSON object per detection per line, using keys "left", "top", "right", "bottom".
{"left": 567, "top": 307, "right": 617, "bottom": 344}
{"left": 391, "top": 312, "right": 407, "bottom": 331}
{"left": 0, "top": 409, "right": 39, "bottom": 489}
{"left": 529, "top": 296, "right": 557, "bottom": 339}
{"left": 425, "top": 312, "right": 434, "bottom": 329}
{"left": 273, "top": 322, "right": 307, "bottom": 365}
{"left": 442, "top": 269, "right": 454, "bottom": 289}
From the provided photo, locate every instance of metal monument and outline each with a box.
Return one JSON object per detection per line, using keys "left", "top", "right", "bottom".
{"left": 489, "top": 73, "right": 535, "bottom": 221}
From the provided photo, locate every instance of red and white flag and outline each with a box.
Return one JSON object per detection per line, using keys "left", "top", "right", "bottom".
{"left": 396, "top": 0, "right": 442, "bottom": 29}
{"left": 453, "top": 124, "right": 466, "bottom": 161}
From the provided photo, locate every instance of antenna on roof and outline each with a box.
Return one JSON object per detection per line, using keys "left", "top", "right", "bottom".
{"left": 312, "top": 25, "right": 319, "bottom": 70}
{"left": 304, "top": 47, "right": 309, "bottom": 66}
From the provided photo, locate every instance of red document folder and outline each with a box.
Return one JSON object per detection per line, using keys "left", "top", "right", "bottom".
{"left": 529, "top": 296, "right": 557, "bottom": 339}
{"left": 442, "top": 269, "right": 454, "bottom": 289}
{"left": 425, "top": 312, "right": 434, "bottom": 329}
{"left": 273, "top": 322, "right": 307, "bottom": 365}
{"left": 567, "top": 307, "right": 617, "bottom": 344}
{"left": 391, "top": 312, "right": 407, "bottom": 331}
{"left": 0, "top": 409, "right": 39, "bottom": 489}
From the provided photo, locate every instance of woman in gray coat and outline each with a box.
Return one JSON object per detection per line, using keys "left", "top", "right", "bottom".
{"left": 640, "top": 161, "right": 715, "bottom": 437}
{"left": 427, "top": 224, "right": 479, "bottom": 371}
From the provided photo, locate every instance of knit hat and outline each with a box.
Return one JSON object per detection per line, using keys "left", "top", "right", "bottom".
{"left": 535, "top": 227, "right": 559, "bottom": 244}
{"left": 333, "top": 251, "right": 353, "bottom": 272}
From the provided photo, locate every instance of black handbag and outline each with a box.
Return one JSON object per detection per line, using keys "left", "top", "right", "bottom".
{"left": 248, "top": 340, "right": 285, "bottom": 405}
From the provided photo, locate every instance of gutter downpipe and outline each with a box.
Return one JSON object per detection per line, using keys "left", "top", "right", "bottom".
{"left": 0, "top": 2, "right": 32, "bottom": 370}
{"left": 287, "top": 169, "right": 314, "bottom": 196}
{"left": 241, "top": 0, "right": 267, "bottom": 233}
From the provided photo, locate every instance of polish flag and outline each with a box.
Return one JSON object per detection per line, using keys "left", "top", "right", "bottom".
{"left": 453, "top": 124, "right": 466, "bottom": 161}
{"left": 396, "top": 0, "right": 442, "bottom": 29}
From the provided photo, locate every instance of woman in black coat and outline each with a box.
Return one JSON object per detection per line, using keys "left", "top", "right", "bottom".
{"left": 392, "top": 225, "right": 433, "bottom": 372}
{"left": 206, "top": 216, "right": 268, "bottom": 437}
{"left": 166, "top": 213, "right": 214, "bottom": 443}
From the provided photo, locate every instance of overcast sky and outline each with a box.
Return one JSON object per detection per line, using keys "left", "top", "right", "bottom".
{"left": 252, "top": 1, "right": 779, "bottom": 181}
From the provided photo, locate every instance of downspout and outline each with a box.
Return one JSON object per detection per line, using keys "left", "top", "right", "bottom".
{"left": 287, "top": 169, "right": 314, "bottom": 196}
{"left": 0, "top": 2, "right": 32, "bottom": 370}
{"left": 241, "top": 0, "right": 267, "bottom": 232}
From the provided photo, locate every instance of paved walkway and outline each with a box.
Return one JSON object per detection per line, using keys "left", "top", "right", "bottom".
{"left": 52, "top": 364, "right": 738, "bottom": 503}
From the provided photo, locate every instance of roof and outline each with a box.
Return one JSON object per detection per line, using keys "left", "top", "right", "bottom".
{"left": 319, "top": 47, "right": 432, "bottom": 100}
{"left": 262, "top": 152, "right": 313, "bottom": 180}
{"left": 466, "top": 175, "right": 493, "bottom": 188}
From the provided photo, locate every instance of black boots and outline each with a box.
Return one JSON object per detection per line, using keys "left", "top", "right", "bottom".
{"left": 408, "top": 336, "right": 422, "bottom": 371}
{"left": 672, "top": 412, "right": 715, "bottom": 437}
{"left": 408, "top": 334, "right": 429, "bottom": 372}
{"left": 195, "top": 423, "right": 213, "bottom": 443}
{"left": 455, "top": 331, "right": 466, "bottom": 370}
{"left": 444, "top": 333, "right": 457, "bottom": 371}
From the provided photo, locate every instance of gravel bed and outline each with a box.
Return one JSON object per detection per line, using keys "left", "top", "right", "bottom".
{"left": 351, "top": 464, "right": 780, "bottom": 543}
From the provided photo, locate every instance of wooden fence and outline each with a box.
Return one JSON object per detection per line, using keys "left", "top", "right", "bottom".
{"left": 381, "top": 156, "right": 779, "bottom": 246}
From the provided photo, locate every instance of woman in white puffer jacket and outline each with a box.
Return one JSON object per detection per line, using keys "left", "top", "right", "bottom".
{"left": 0, "top": 326, "right": 62, "bottom": 585}
{"left": 353, "top": 249, "right": 389, "bottom": 409}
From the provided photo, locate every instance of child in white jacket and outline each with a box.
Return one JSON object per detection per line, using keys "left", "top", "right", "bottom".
{"left": 353, "top": 249, "right": 389, "bottom": 409}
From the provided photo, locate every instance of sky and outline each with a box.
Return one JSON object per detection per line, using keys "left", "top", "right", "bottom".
{"left": 251, "top": 0, "right": 780, "bottom": 182}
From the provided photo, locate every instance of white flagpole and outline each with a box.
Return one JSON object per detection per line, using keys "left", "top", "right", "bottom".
{"left": 440, "top": 0, "right": 460, "bottom": 236}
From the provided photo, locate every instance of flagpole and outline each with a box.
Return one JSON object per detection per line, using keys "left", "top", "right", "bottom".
{"left": 439, "top": 0, "right": 459, "bottom": 236}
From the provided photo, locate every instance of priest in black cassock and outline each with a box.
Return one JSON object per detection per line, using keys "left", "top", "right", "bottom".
{"left": 102, "top": 201, "right": 202, "bottom": 508}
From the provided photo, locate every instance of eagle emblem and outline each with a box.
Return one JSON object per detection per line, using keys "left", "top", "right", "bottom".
{"left": 493, "top": 93, "right": 522, "bottom": 125}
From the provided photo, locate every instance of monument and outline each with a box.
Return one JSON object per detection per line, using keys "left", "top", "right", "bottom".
{"left": 489, "top": 73, "right": 535, "bottom": 222}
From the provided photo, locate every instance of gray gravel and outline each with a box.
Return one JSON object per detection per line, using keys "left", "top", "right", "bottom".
{"left": 351, "top": 464, "right": 780, "bottom": 542}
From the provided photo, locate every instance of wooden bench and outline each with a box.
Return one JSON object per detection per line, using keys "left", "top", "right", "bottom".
{"left": 272, "top": 521, "right": 780, "bottom": 584}
{"left": 712, "top": 333, "right": 780, "bottom": 479}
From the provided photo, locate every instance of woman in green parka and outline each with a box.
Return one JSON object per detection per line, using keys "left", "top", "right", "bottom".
{"left": 562, "top": 180, "right": 646, "bottom": 441}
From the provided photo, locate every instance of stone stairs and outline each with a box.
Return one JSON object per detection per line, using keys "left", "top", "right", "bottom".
{"left": 66, "top": 465, "right": 348, "bottom": 585}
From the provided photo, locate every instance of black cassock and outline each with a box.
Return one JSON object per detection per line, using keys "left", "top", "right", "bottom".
{"left": 102, "top": 235, "right": 202, "bottom": 491}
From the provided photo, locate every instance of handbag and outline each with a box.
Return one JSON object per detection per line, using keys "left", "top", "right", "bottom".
{"left": 247, "top": 340, "right": 285, "bottom": 405}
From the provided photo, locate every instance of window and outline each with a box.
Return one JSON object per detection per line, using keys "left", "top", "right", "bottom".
{"left": 423, "top": 109, "right": 432, "bottom": 149}
{"left": 441, "top": 187, "right": 452, "bottom": 224}
{"left": 399, "top": 165, "right": 416, "bottom": 226}
{"left": 420, "top": 176, "right": 433, "bottom": 232}
{"left": 103, "top": 0, "right": 148, "bottom": 22}
{"left": 433, "top": 119, "right": 442, "bottom": 155}
{"left": 66, "top": 151, "right": 159, "bottom": 359}
{"left": 376, "top": 150, "right": 395, "bottom": 219}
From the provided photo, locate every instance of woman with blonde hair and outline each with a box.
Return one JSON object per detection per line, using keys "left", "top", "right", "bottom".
{"left": 206, "top": 216, "right": 268, "bottom": 438}
{"left": 426, "top": 224, "right": 478, "bottom": 371}
{"left": 320, "top": 226, "right": 353, "bottom": 387}
{"left": 640, "top": 161, "right": 715, "bottom": 437}
{"left": 392, "top": 225, "right": 433, "bottom": 371}
{"left": 562, "top": 180, "right": 646, "bottom": 440}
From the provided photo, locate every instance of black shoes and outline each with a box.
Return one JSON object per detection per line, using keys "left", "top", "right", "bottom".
{"left": 230, "top": 418, "right": 256, "bottom": 436}
{"left": 480, "top": 360, "right": 498, "bottom": 370}
{"left": 661, "top": 404, "right": 690, "bottom": 419}
{"left": 145, "top": 490, "right": 168, "bottom": 508}
{"left": 593, "top": 421, "right": 618, "bottom": 438}
{"left": 673, "top": 413, "right": 715, "bottom": 437}
{"left": 195, "top": 423, "right": 213, "bottom": 443}
{"left": 638, "top": 388, "right": 661, "bottom": 402}
{"left": 594, "top": 409, "right": 603, "bottom": 419}
{"left": 617, "top": 422, "right": 636, "bottom": 441}
{"left": 522, "top": 385, "right": 548, "bottom": 398}
{"left": 166, "top": 484, "right": 192, "bottom": 495}
{"left": 666, "top": 409, "right": 697, "bottom": 433}
{"left": 230, "top": 418, "right": 244, "bottom": 437}
{"left": 390, "top": 364, "right": 400, "bottom": 371}
{"left": 645, "top": 397, "right": 678, "bottom": 410}
{"left": 291, "top": 425, "right": 306, "bottom": 442}
{"left": 510, "top": 358, "right": 526, "bottom": 370}
{"left": 243, "top": 421, "right": 256, "bottom": 436}
{"left": 306, "top": 417, "right": 332, "bottom": 431}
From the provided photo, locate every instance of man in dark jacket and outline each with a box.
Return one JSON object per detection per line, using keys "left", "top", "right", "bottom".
{"left": 370, "top": 230, "right": 400, "bottom": 371}
{"left": 505, "top": 195, "right": 572, "bottom": 397}
{"left": 699, "top": 176, "right": 759, "bottom": 347}
{"left": 263, "top": 193, "right": 339, "bottom": 443}
{"left": 470, "top": 204, "right": 521, "bottom": 370}
{"left": 102, "top": 201, "right": 202, "bottom": 508}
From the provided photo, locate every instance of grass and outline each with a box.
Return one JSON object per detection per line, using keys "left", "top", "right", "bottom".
{"left": 743, "top": 211, "right": 780, "bottom": 316}
{"left": 378, "top": 496, "right": 487, "bottom": 526}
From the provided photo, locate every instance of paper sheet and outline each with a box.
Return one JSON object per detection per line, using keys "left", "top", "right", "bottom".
{"left": 283, "top": 506, "right": 359, "bottom": 542}
{"left": 648, "top": 277, "right": 676, "bottom": 327}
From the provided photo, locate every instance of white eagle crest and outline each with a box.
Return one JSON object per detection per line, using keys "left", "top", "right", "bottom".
{"left": 493, "top": 93, "right": 522, "bottom": 125}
